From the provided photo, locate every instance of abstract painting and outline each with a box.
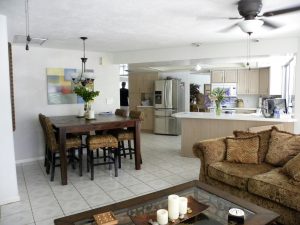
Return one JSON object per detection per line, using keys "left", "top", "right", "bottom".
{"left": 46, "top": 68, "right": 94, "bottom": 105}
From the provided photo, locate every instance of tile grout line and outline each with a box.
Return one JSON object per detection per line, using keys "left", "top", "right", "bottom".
{"left": 36, "top": 160, "right": 66, "bottom": 220}
{"left": 21, "top": 163, "right": 36, "bottom": 225}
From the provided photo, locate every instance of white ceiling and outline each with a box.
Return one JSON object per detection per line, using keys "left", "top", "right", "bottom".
{"left": 1, "top": 0, "right": 300, "bottom": 52}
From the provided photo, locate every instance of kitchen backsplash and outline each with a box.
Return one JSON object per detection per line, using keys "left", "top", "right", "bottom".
{"left": 237, "top": 95, "right": 260, "bottom": 108}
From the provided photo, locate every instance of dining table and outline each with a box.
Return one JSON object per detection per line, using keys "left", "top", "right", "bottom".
{"left": 49, "top": 113, "right": 142, "bottom": 185}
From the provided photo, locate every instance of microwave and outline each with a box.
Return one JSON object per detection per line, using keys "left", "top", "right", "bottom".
{"left": 211, "top": 83, "right": 237, "bottom": 97}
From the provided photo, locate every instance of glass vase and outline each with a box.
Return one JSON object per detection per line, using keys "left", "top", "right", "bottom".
{"left": 215, "top": 101, "right": 221, "bottom": 116}
{"left": 84, "top": 101, "right": 92, "bottom": 118}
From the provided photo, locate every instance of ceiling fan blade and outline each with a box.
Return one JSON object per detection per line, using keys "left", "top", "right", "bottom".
{"left": 262, "top": 5, "right": 300, "bottom": 17}
{"left": 218, "top": 22, "right": 239, "bottom": 33}
{"left": 196, "top": 16, "right": 240, "bottom": 20}
{"left": 261, "top": 18, "right": 281, "bottom": 29}
{"left": 229, "top": 17, "right": 243, "bottom": 20}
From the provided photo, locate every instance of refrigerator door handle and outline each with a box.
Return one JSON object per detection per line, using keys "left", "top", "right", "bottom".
{"left": 164, "top": 80, "right": 167, "bottom": 108}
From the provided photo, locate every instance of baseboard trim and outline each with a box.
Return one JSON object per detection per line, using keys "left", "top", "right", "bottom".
{"left": 15, "top": 156, "right": 44, "bottom": 165}
{"left": 0, "top": 195, "right": 20, "bottom": 205}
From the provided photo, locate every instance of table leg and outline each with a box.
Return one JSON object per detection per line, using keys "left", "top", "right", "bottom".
{"left": 58, "top": 128, "right": 68, "bottom": 185}
{"left": 134, "top": 120, "right": 141, "bottom": 170}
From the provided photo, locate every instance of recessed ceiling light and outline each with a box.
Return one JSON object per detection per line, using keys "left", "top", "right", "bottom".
{"left": 191, "top": 42, "right": 202, "bottom": 47}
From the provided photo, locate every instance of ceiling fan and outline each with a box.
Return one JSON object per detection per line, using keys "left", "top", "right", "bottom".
{"left": 219, "top": 0, "right": 300, "bottom": 33}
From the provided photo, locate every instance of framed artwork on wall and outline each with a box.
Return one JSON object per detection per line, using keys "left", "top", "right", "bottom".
{"left": 46, "top": 68, "right": 94, "bottom": 105}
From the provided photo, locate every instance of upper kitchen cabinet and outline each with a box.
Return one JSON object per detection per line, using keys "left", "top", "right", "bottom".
{"left": 248, "top": 69, "right": 259, "bottom": 94}
{"left": 128, "top": 72, "right": 159, "bottom": 110}
{"left": 211, "top": 70, "right": 237, "bottom": 83}
{"left": 237, "top": 69, "right": 259, "bottom": 95}
{"left": 259, "top": 68, "right": 270, "bottom": 95}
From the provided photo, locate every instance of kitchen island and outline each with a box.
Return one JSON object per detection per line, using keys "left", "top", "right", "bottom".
{"left": 173, "top": 112, "right": 296, "bottom": 157}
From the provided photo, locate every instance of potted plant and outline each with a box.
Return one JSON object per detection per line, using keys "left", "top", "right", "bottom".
{"left": 210, "top": 88, "right": 225, "bottom": 115}
{"left": 73, "top": 86, "right": 99, "bottom": 116}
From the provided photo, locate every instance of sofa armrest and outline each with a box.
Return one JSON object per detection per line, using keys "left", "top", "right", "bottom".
{"left": 193, "top": 138, "right": 226, "bottom": 181}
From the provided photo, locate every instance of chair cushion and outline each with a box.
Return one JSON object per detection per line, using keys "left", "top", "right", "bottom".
{"left": 234, "top": 129, "right": 271, "bottom": 163}
{"left": 248, "top": 168, "right": 300, "bottom": 211}
{"left": 87, "top": 134, "right": 118, "bottom": 150}
{"left": 208, "top": 161, "right": 274, "bottom": 190}
{"left": 226, "top": 136, "right": 260, "bottom": 164}
{"left": 281, "top": 153, "right": 300, "bottom": 185}
{"left": 65, "top": 137, "right": 82, "bottom": 149}
{"left": 116, "top": 130, "right": 134, "bottom": 141}
{"left": 265, "top": 127, "right": 300, "bottom": 166}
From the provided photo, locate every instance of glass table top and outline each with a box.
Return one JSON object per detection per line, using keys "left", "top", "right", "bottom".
{"left": 64, "top": 186, "right": 254, "bottom": 225}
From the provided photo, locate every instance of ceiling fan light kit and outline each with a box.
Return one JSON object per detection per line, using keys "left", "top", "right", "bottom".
{"left": 238, "top": 19, "right": 264, "bottom": 33}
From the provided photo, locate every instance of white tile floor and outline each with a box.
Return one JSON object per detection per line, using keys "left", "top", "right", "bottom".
{"left": 0, "top": 133, "right": 200, "bottom": 225}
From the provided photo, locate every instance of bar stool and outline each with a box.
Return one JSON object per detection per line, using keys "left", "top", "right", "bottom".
{"left": 86, "top": 134, "right": 120, "bottom": 180}
{"left": 43, "top": 116, "right": 83, "bottom": 181}
{"left": 114, "top": 110, "right": 143, "bottom": 162}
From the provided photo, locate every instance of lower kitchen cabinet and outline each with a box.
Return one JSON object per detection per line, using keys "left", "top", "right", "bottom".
{"left": 137, "top": 106, "right": 154, "bottom": 131}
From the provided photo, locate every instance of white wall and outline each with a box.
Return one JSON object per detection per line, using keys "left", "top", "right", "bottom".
{"left": 13, "top": 45, "right": 120, "bottom": 162}
{"left": 294, "top": 38, "right": 300, "bottom": 134}
{"left": 0, "top": 15, "right": 19, "bottom": 205}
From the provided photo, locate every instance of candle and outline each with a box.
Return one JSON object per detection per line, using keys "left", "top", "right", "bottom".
{"left": 179, "top": 197, "right": 188, "bottom": 215}
{"left": 228, "top": 208, "right": 245, "bottom": 224}
{"left": 157, "top": 209, "right": 168, "bottom": 225}
{"left": 168, "top": 194, "right": 179, "bottom": 220}
{"left": 88, "top": 110, "right": 95, "bottom": 119}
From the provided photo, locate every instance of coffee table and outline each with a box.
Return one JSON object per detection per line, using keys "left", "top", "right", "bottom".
{"left": 54, "top": 181, "right": 279, "bottom": 225}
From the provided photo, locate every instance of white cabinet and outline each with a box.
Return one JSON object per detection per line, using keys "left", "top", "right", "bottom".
{"left": 237, "top": 69, "right": 259, "bottom": 95}
{"left": 211, "top": 70, "right": 237, "bottom": 83}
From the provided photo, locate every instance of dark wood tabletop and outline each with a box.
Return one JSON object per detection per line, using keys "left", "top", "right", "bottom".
{"left": 49, "top": 114, "right": 142, "bottom": 185}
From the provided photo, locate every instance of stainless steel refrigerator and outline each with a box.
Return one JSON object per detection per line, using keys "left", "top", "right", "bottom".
{"left": 154, "top": 79, "right": 185, "bottom": 135}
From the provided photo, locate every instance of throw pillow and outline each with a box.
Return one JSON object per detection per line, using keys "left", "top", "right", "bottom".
{"left": 281, "top": 153, "right": 300, "bottom": 185}
{"left": 226, "top": 136, "right": 260, "bottom": 164}
{"left": 234, "top": 129, "right": 271, "bottom": 163}
{"left": 265, "top": 127, "right": 300, "bottom": 166}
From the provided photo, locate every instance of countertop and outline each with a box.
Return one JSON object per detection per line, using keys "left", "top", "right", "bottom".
{"left": 137, "top": 105, "right": 154, "bottom": 108}
{"left": 208, "top": 107, "right": 258, "bottom": 111}
{"left": 172, "top": 112, "right": 297, "bottom": 123}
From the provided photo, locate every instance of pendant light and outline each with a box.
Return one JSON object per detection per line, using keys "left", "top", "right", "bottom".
{"left": 72, "top": 37, "right": 94, "bottom": 86}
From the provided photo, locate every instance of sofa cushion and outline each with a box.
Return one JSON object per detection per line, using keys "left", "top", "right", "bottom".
{"left": 265, "top": 127, "right": 300, "bottom": 166}
{"left": 207, "top": 161, "right": 274, "bottom": 190}
{"left": 281, "top": 153, "right": 300, "bottom": 185}
{"left": 226, "top": 136, "right": 260, "bottom": 164}
{"left": 248, "top": 168, "right": 300, "bottom": 211}
{"left": 234, "top": 129, "right": 271, "bottom": 163}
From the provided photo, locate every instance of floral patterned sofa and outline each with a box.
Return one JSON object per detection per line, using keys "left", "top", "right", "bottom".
{"left": 193, "top": 127, "right": 300, "bottom": 225}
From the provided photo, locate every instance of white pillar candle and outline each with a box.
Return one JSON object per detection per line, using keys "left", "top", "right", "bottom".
{"left": 157, "top": 209, "right": 168, "bottom": 225}
{"left": 179, "top": 197, "right": 188, "bottom": 215}
{"left": 88, "top": 110, "right": 95, "bottom": 119}
{"left": 168, "top": 194, "right": 179, "bottom": 220}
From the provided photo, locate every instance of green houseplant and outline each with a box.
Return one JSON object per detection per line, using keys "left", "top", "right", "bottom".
{"left": 210, "top": 88, "right": 225, "bottom": 116}
{"left": 73, "top": 86, "right": 99, "bottom": 115}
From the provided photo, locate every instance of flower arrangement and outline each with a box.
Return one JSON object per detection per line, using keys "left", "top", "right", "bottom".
{"left": 73, "top": 86, "right": 99, "bottom": 103}
{"left": 210, "top": 88, "right": 225, "bottom": 115}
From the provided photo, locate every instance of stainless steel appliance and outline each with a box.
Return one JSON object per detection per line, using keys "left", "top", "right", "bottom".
{"left": 211, "top": 83, "right": 237, "bottom": 97}
{"left": 154, "top": 79, "right": 185, "bottom": 135}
